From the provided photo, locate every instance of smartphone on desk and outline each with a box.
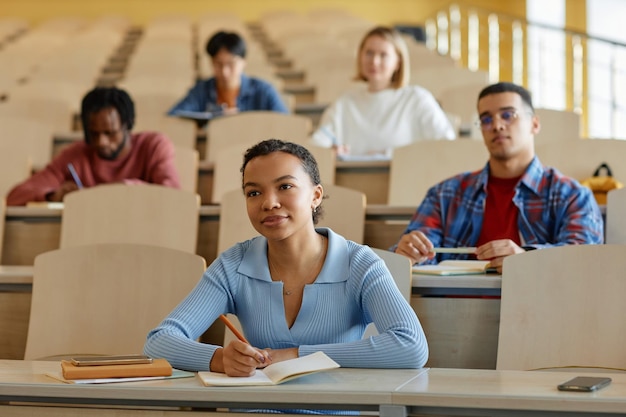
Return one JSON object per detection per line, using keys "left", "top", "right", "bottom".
{"left": 557, "top": 376, "right": 612, "bottom": 392}
{"left": 70, "top": 354, "right": 153, "bottom": 366}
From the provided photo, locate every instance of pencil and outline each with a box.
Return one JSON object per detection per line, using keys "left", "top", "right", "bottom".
{"left": 430, "top": 247, "right": 477, "bottom": 254}
{"left": 67, "top": 163, "right": 84, "bottom": 189}
{"left": 219, "top": 314, "right": 249, "bottom": 344}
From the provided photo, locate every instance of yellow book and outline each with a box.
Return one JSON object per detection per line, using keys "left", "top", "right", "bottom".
{"left": 60, "top": 358, "right": 172, "bottom": 380}
{"left": 197, "top": 351, "right": 340, "bottom": 386}
{"left": 413, "top": 260, "right": 496, "bottom": 276}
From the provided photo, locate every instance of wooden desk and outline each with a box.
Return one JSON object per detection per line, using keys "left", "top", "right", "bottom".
{"left": 395, "top": 368, "right": 626, "bottom": 416}
{"left": 2, "top": 361, "right": 626, "bottom": 416}
{"left": 0, "top": 360, "right": 423, "bottom": 416}
{"left": 3, "top": 205, "right": 410, "bottom": 266}
{"left": 412, "top": 273, "right": 501, "bottom": 370}
{"left": 0, "top": 266, "right": 33, "bottom": 362}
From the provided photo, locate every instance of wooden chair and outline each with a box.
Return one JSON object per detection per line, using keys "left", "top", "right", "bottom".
{"left": 60, "top": 183, "right": 200, "bottom": 253}
{"left": 536, "top": 139, "right": 626, "bottom": 183}
{"left": 606, "top": 187, "right": 626, "bottom": 244}
{"left": 217, "top": 188, "right": 256, "bottom": 255}
{"left": 0, "top": 116, "right": 55, "bottom": 169}
{"left": 205, "top": 112, "right": 312, "bottom": 163}
{"left": 0, "top": 199, "right": 5, "bottom": 263}
{"left": 437, "top": 82, "right": 489, "bottom": 132}
{"left": 497, "top": 245, "right": 626, "bottom": 371}
{"left": 535, "top": 108, "right": 581, "bottom": 143}
{"left": 320, "top": 184, "right": 366, "bottom": 243}
{"left": 0, "top": 143, "right": 32, "bottom": 201}
{"left": 388, "top": 140, "right": 488, "bottom": 205}
{"left": 411, "top": 67, "right": 489, "bottom": 97}
{"left": 173, "top": 146, "right": 199, "bottom": 193}
{"left": 131, "top": 92, "right": 197, "bottom": 149}
{"left": 24, "top": 243, "right": 206, "bottom": 360}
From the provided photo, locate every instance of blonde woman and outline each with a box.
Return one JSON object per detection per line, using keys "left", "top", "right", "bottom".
{"left": 312, "top": 26, "right": 455, "bottom": 158}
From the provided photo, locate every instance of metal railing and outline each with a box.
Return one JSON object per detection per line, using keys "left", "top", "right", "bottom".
{"left": 424, "top": 2, "right": 626, "bottom": 139}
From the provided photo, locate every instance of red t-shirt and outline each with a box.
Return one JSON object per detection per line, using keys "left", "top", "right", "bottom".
{"left": 476, "top": 174, "right": 522, "bottom": 247}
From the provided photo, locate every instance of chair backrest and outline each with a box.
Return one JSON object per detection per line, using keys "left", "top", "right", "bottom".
{"left": 131, "top": 92, "right": 198, "bottom": 149}
{"left": 437, "top": 82, "right": 489, "bottom": 131}
{"left": 497, "top": 245, "right": 626, "bottom": 371}
{"left": 0, "top": 116, "right": 54, "bottom": 169}
{"left": 318, "top": 184, "right": 366, "bottom": 243}
{"left": 217, "top": 188, "right": 258, "bottom": 255}
{"left": 206, "top": 112, "right": 312, "bottom": 163}
{"left": 24, "top": 243, "right": 206, "bottom": 360}
{"left": 60, "top": 183, "right": 200, "bottom": 253}
{"left": 536, "top": 139, "right": 626, "bottom": 183}
{"left": 411, "top": 67, "right": 489, "bottom": 97}
{"left": 0, "top": 143, "right": 32, "bottom": 199}
{"left": 534, "top": 108, "right": 581, "bottom": 143}
{"left": 388, "top": 140, "right": 488, "bottom": 205}
{"left": 0, "top": 199, "right": 5, "bottom": 263}
{"left": 606, "top": 188, "right": 626, "bottom": 244}
{"left": 0, "top": 97, "right": 75, "bottom": 138}
{"left": 173, "top": 146, "right": 199, "bottom": 193}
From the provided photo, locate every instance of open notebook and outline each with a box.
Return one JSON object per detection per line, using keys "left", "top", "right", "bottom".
{"left": 197, "top": 351, "right": 340, "bottom": 386}
{"left": 413, "top": 260, "right": 496, "bottom": 276}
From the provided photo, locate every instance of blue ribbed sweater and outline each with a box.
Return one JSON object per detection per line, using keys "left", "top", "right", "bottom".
{"left": 144, "top": 228, "right": 428, "bottom": 371}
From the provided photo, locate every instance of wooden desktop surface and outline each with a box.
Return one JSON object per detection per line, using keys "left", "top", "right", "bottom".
{"left": 395, "top": 368, "right": 626, "bottom": 416}
{"left": 0, "top": 360, "right": 421, "bottom": 414}
{"left": 1, "top": 360, "right": 626, "bottom": 416}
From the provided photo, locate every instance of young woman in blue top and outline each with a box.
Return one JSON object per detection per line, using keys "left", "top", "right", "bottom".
{"left": 144, "top": 139, "right": 428, "bottom": 375}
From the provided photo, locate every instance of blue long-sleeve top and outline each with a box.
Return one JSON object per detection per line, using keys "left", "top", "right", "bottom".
{"left": 145, "top": 228, "right": 428, "bottom": 371}
{"left": 167, "top": 74, "right": 288, "bottom": 115}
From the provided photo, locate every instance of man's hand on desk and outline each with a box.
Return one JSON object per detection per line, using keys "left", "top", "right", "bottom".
{"left": 395, "top": 231, "right": 436, "bottom": 265}
{"left": 46, "top": 181, "right": 79, "bottom": 202}
{"left": 475, "top": 239, "right": 525, "bottom": 273}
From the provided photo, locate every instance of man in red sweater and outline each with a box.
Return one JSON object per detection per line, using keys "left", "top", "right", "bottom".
{"left": 6, "top": 87, "right": 181, "bottom": 205}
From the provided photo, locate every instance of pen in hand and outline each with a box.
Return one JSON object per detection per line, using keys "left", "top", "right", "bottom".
{"left": 219, "top": 314, "right": 250, "bottom": 345}
{"left": 67, "top": 163, "right": 84, "bottom": 189}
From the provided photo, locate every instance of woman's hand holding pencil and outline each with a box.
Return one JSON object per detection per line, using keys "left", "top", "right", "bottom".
{"left": 216, "top": 314, "right": 273, "bottom": 377}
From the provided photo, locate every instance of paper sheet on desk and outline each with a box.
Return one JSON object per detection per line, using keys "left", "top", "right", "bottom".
{"left": 413, "top": 260, "right": 494, "bottom": 276}
{"left": 170, "top": 109, "right": 224, "bottom": 121}
{"left": 45, "top": 369, "right": 195, "bottom": 384}
{"left": 337, "top": 154, "right": 391, "bottom": 162}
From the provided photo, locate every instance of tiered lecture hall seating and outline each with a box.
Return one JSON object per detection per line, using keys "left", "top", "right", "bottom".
{"left": 119, "top": 16, "right": 198, "bottom": 150}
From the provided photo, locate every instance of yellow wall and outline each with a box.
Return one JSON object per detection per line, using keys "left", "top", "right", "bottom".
{"left": 0, "top": 0, "right": 451, "bottom": 26}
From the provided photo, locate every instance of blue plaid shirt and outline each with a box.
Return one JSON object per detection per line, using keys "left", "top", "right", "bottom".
{"left": 397, "top": 157, "right": 604, "bottom": 264}
{"left": 167, "top": 74, "right": 288, "bottom": 115}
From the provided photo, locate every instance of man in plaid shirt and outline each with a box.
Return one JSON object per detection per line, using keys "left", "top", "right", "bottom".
{"left": 394, "top": 82, "right": 603, "bottom": 273}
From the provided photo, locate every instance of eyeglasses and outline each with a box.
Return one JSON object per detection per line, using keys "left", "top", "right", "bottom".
{"left": 476, "top": 109, "right": 528, "bottom": 130}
